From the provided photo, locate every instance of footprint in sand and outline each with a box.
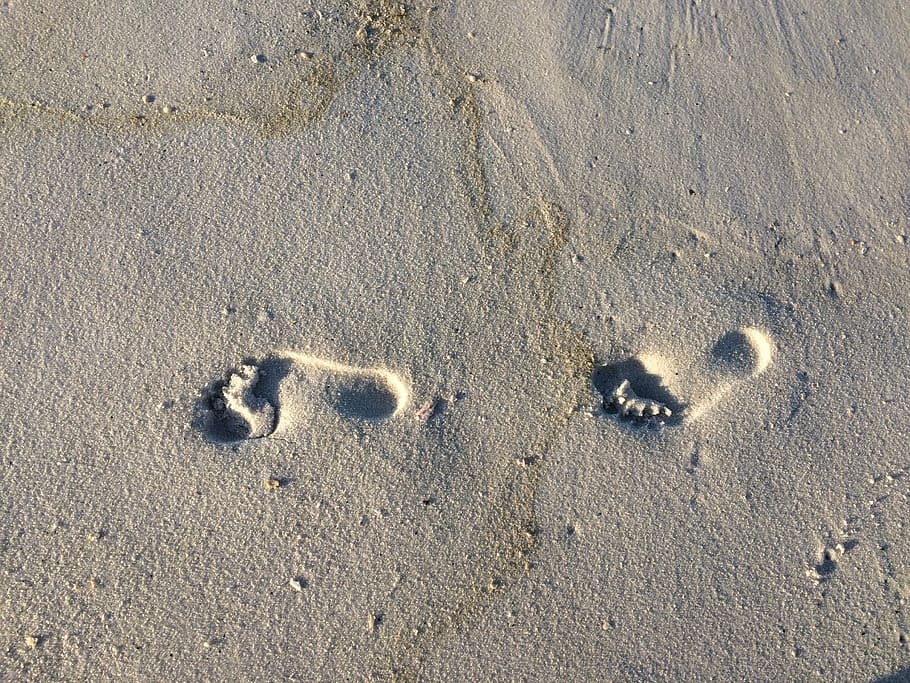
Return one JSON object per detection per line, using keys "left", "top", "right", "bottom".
{"left": 591, "top": 326, "right": 775, "bottom": 429}
{"left": 197, "top": 351, "right": 410, "bottom": 445}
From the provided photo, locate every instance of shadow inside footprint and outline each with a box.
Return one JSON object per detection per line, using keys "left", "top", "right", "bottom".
{"left": 872, "top": 666, "right": 910, "bottom": 683}
{"left": 197, "top": 357, "right": 291, "bottom": 445}
{"left": 709, "top": 327, "right": 774, "bottom": 377}
{"left": 324, "top": 374, "right": 400, "bottom": 422}
{"left": 592, "top": 358, "right": 684, "bottom": 426}
{"left": 710, "top": 330, "right": 757, "bottom": 376}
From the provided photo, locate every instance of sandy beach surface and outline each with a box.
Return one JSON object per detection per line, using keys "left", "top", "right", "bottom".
{"left": 2, "top": 1, "right": 909, "bottom": 680}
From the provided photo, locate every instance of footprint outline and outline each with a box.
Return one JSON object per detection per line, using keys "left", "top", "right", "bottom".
{"left": 591, "top": 326, "right": 776, "bottom": 429}
{"left": 197, "top": 350, "right": 410, "bottom": 445}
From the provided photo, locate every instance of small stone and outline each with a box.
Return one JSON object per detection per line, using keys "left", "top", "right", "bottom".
{"left": 488, "top": 576, "right": 505, "bottom": 591}
{"left": 298, "top": 50, "right": 313, "bottom": 60}
{"left": 289, "top": 577, "right": 306, "bottom": 592}
{"left": 414, "top": 400, "right": 437, "bottom": 421}
{"left": 264, "top": 478, "right": 281, "bottom": 490}
{"left": 161, "top": 104, "right": 175, "bottom": 115}
{"left": 250, "top": 53, "right": 267, "bottom": 64}
{"left": 142, "top": 94, "right": 155, "bottom": 104}
{"left": 24, "top": 635, "right": 39, "bottom": 649}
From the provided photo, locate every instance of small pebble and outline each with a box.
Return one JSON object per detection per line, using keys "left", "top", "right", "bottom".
{"left": 264, "top": 478, "right": 281, "bottom": 490}
{"left": 368, "top": 613, "right": 383, "bottom": 632}
{"left": 24, "top": 635, "right": 39, "bottom": 649}
{"left": 289, "top": 577, "right": 306, "bottom": 592}
{"left": 414, "top": 400, "right": 437, "bottom": 421}
{"left": 250, "top": 53, "right": 267, "bottom": 64}
{"left": 142, "top": 94, "right": 155, "bottom": 104}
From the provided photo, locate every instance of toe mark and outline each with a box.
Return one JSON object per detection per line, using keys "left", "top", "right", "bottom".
{"left": 592, "top": 358, "right": 684, "bottom": 427}
{"left": 197, "top": 357, "right": 290, "bottom": 445}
